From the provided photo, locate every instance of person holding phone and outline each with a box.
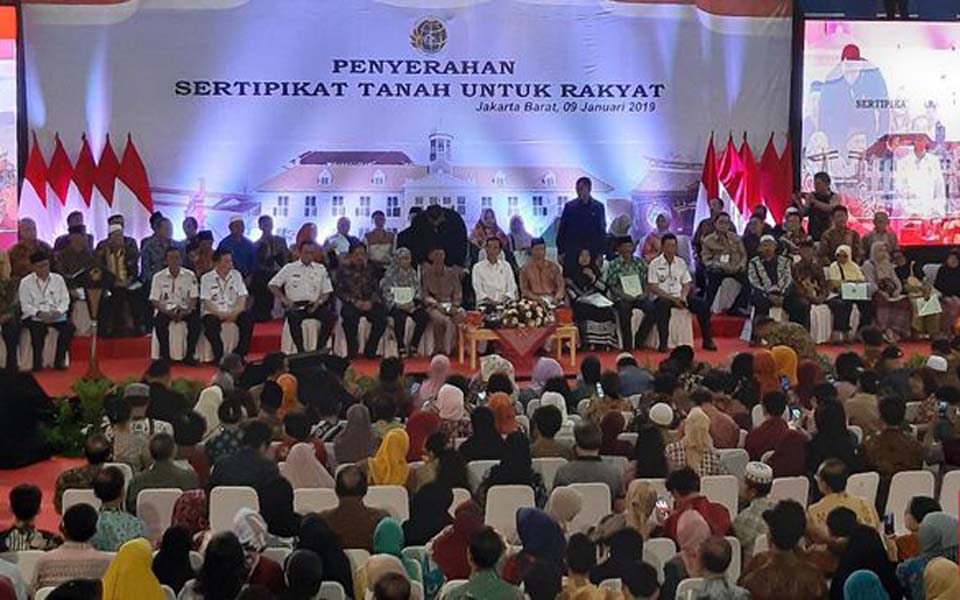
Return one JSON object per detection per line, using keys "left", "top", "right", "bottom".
{"left": 636, "top": 234, "right": 716, "bottom": 353}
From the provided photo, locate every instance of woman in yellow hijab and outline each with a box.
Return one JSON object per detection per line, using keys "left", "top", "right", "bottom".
{"left": 770, "top": 345, "right": 798, "bottom": 388}
{"left": 925, "top": 557, "right": 960, "bottom": 600}
{"left": 276, "top": 372, "right": 299, "bottom": 419}
{"left": 102, "top": 538, "right": 164, "bottom": 600}
{"left": 369, "top": 428, "right": 411, "bottom": 486}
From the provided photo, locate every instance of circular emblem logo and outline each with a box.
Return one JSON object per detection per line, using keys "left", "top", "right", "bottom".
{"left": 411, "top": 18, "right": 447, "bottom": 55}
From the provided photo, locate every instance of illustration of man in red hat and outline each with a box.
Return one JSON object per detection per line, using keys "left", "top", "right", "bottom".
{"left": 819, "top": 43, "right": 890, "bottom": 156}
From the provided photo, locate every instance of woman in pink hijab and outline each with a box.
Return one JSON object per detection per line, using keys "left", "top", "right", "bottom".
{"left": 416, "top": 354, "right": 451, "bottom": 410}
{"left": 662, "top": 510, "right": 711, "bottom": 599}
{"left": 283, "top": 442, "right": 335, "bottom": 489}
{"left": 436, "top": 383, "right": 472, "bottom": 439}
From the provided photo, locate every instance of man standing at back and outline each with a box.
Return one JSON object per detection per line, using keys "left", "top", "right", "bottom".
{"left": 318, "top": 466, "right": 389, "bottom": 552}
{"left": 216, "top": 216, "right": 256, "bottom": 279}
{"left": 557, "top": 177, "right": 605, "bottom": 269}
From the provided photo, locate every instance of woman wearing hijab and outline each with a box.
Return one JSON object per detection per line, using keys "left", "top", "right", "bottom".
{"left": 290, "top": 223, "right": 317, "bottom": 262}
{"left": 381, "top": 247, "right": 430, "bottom": 357}
{"left": 623, "top": 480, "right": 658, "bottom": 540}
{"left": 771, "top": 346, "right": 798, "bottom": 389}
{"left": 935, "top": 249, "right": 960, "bottom": 333}
{"left": 524, "top": 357, "right": 564, "bottom": 403}
{"left": 152, "top": 525, "right": 195, "bottom": 594}
{"left": 231, "top": 508, "right": 285, "bottom": 594}
{"left": 633, "top": 422, "right": 669, "bottom": 479}
{"left": 590, "top": 528, "right": 644, "bottom": 585}
{"left": 403, "top": 482, "right": 453, "bottom": 546}
{"left": 435, "top": 384, "right": 472, "bottom": 440}
{"left": 606, "top": 214, "right": 633, "bottom": 259}
{"left": 728, "top": 353, "right": 760, "bottom": 409}
{"left": 831, "top": 523, "right": 902, "bottom": 600}
{"left": 283, "top": 442, "right": 334, "bottom": 489}
{"left": 296, "top": 515, "right": 354, "bottom": 599}
{"left": 415, "top": 355, "right": 451, "bottom": 409}
{"left": 508, "top": 215, "right": 533, "bottom": 256}
{"left": 333, "top": 403, "right": 377, "bottom": 465}
{"left": 275, "top": 373, "right": 299, "bottom": 420}
{"left": 661, "top": 510, "right": 710, "bottom": 600}
{"left": 471, "top": 208, "right": 509, "bottom": 249}
{"left": 364, "top": 555, "right": 420, "bottom": 600}
{"left": 768, "top": 428, "right": 808, "bottom": 478}
{"left": 844, "top": 570, "right": 890, "bottom": 600}
{"left": 796, "top": 359, "right": 825, "bottom": 409}
{"left": 641, "top": 214, "right": 671, "bottom": 264}
{"left": 502, "top": 508, "right": 566, "bottom": 585}
{"left": 599, "top": 412, "right": 633, "bottom": 457}
{"left": 258, "top": 476, "right": 302, "bottom": 541}
{"left": 171, "top": 489, "right": 209, "bottom": 550}
{"left": 664, "top": 407, "right": 725, "bottom": 476}
{"left": 806, "top": 400, "right": 861, "bottom": 474}
{"left": 180, "top": 531, "right": 248, "bottom": 600}
{"left": 278, "top": 549, "right": 324, "bottom": 600}
{"left": 430, "top": 499, "right": 485, "bottom": 580}
{"left": 405, "top": 410, "right": 441, "bottom": 463}
{"left": 102, "top": 538, "right": 164, "bottom": 600}
{"left": 458, "top": 406, "right": 505, "bottom": 462}
{"left": 476, "top": 432, "right": 548, "bottom": 509}
{"left": 924, "top": 557, "right": 960, "bottom": 600}
{"left": 488, "top": 392, "right": 519, "bottom": 436}
{"left": 545, "top": 486, "right": 582, "bottom": 534}
{"left": 565, "top": 248, "right": 619, "bottom": 349}
{"left": 863, "top": 242, "right": 912, "bottom": 342}
{"left": 827, "top": 244, "right": 870, "bottom": 344}
{"left": 897, "top": 512, "right": 960, "bottom": 600}
{"left": 368, "top": 428, "right": 411, "bottom": 487}
{"left": 752, "top": 350, "right": 780, "bottom": 396}
{"left": 193, "top": 386, "right": 224, "bottom": 440}
{"left": 372, "top": 518, "right": 422, "bottom": 585}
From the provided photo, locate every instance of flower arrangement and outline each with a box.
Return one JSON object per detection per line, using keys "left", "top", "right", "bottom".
{"left": 498, "top": 298, "right": 557, "bottom": 329}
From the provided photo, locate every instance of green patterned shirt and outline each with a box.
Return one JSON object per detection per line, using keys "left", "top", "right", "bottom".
{"left": 605, "top": 256, "right": 648, "bottom": 300}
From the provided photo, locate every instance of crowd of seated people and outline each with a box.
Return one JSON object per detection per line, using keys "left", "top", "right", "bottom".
{"left": 6, "top": 173, "right": 960, "bottom": 373}
{"left": 0, "top": 327, "right": 955, "bottom": 599}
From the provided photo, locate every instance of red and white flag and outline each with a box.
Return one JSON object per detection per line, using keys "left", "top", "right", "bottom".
{"left": 72, "top": 135, "right": 98, "bottom": 240}
{"left": 738, "top": 135, "right": 767, "bottom": 225}
{"left": 47, "top": 134, "right": 74, "bottom": 240}
{"left": 19, "top": 132, "right": 49, "bottom": 238}
{"left": 759, "top": 133, "right": 785, "bottom": 222}
{"left": 115, "top": 134, "right": 154, "bottom": 240}
{"left": 717, "top": 134, "right": 747, "bottom": 233}
{"left": 692, "top": 133, "right": 719, "bottom": 233}
{"left": 93, "top": 135, "right": 120, "bottom": 237}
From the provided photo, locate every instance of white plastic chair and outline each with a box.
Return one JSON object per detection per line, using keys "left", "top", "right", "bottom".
{"left": 365, "top": 485, "right": 410, "bottom": 521}
{"left": 438, "top": 579, "right": 468, "bottom": 599}
{"left": 751, "top": 405, "right": 765, "bottom": 428}
{"left": 848, "top": 425, "right": 863, "bottom": 446}
{"left": 451, "top": 487, "right": 471, "bottom": 515}
{"left": 940, "top": 470, "right": 960, "bottom": 518}
{"left": 886, "top": 470, "right": 935, "bottom": 535}
{"left": 770, "top": 477, "right": 810, "bottom": 506}
{"left": 62, "top": 488, "right": 101, "bottom": 512}
{"left": 293, "top": 488, "right": 339, "bottom": 514}
{"left": 618, "top": 432, "right": 638, "bottom": 446}
{"left": 526, "top": 399, "right": 541, "bottom": 419}
{"left": 162, "top": 585, "right": 176, "bottom": 600}
{"left": 532, "top": 457, "right": 567, "bottom": 490}
{"left": 467, "top": 460, "right": 498, "bottom": 491}
{"left": 343, "top": 548, "right": 370, "bottom": 571}
{"left": 724, "top": 536, "right": 742, "bottom": 583}
{"left": 642, "top": 537, "right": 676, "bottom": 583}
{"left": 737, "top": 429, "right": 748, "bottom": 449}
{"left": 318, "top": 581, "right": 347, "bottom": 600}
{"left": 566, "top": 483, "right": 612, "bottom": 534}
{"left": 0, "top": 550, "right": 44, "bottom": 585}
{"left": 484, "top": 485, "right": 535, "bottom": 539}
{"left": 702, "top": 475, "right": 739, "bottom": 518}
{"left": 262, "top": 547, "right": 291, "bottom": 565}
{"left": 753, "top": 533, "right": 769, "bottom": 555}
{"left": 847, "top": 471, "right": 880, "bottom": 507}
{"left": 34, "top": 589, "right": 54, "bottom": 600}
{"left": 636, "top": 478, "right": 669, "bottom": 500}
{"left": 577, "top": 398, "right": 591, "bottom": 417}
{"left": 104, "top": 462, "right": 135, "bottom": 490}
{"left": 905, "top": 401, "right": 923, "bottom": 423}
{"left": 209, "top": 486, "right": 259, "bottom": 532}
{"left": 598, "top": 578, "right": 622, "bottom": 593}
{"left": 675, "top": 577, "right": 704, "bottom": 599}
{"left": 717, "top": 449, "right": 749, "bottom": 481}
{"left": 137, "top": 488, "right": 183, "bottom": 543}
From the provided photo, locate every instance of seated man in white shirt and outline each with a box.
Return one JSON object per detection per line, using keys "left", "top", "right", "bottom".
{"left": 199, "top": 249, "right": 254, "bottom": 364}
{"left": 150, "top": 246, "right": 202, "bottom": 364}
{"left": 18, "top": 252, "right": 74, "bottom": 371}
{"left": 269, "top": 239, "right": 336, "bottom": 353}
{"left": 636, "top": 234, "right": 716, "bottom": 352}
{"left": 472, "top": 237, "right": 518, "bottom": 307}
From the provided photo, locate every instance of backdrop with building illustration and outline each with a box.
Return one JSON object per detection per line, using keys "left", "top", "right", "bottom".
{"left": 22, "top": 0, "right": 791, "bottom": 243}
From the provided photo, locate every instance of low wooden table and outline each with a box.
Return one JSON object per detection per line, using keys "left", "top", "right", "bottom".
{"left": 458, "top": 324, "right": 578, "bottom": 369}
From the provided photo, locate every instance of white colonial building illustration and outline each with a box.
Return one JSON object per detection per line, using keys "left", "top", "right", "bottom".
{"left": 254, "top": 132, "right": 613, "bottom": 239}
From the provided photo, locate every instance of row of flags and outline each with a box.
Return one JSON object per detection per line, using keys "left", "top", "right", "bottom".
{"left": 19, "top": 133, "right": 154, "bottom": 243}
{"left": 694, "top": 132, "right": 794, "bottom": 234}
